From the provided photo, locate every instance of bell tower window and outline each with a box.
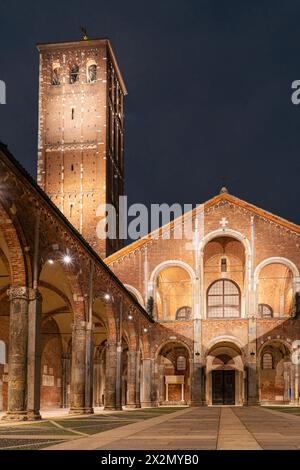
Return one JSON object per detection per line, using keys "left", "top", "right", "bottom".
{"left": 70, "top": 64, "right": 79, "bottom": 84}
{"left": 52, "top": 65, "right": 60, "bottom": 86}
{"left": 87, "top": 63, "right": 97, "bottom": 84}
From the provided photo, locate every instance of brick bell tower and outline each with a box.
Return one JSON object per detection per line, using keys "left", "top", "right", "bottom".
{"left": 37, "top": 35, "right": 126, "bottom": 257}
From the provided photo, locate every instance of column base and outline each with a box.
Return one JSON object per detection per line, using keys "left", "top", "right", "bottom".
{"left": 125, "top": 403, "right": 141, "bottom": 409}
{"left": 141, "top": 402, "right": 154, "bottom": 408}
{"left": 104, "top": 405, "right": 122, "bottom": 411}
{"left": 69, "top": 407, "right": 94, "bottom": 415}
{"left": 2, "top": 411, "right": 28, "bottom": 421}
{"left": 142, "top": 402, "right": 158, "bottom": 408}
{"left": 27, "top": 410, "right": 41, "bottom": 421}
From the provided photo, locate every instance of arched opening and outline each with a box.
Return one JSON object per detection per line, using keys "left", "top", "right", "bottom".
{"left": 39, "top": 258, "right": 74, "bottom": 410}
{"left": 87, "top": 60, "right": 97, "bottom": 84}
{"left": 156, "top": 342, "right": 190, "bottom": 405}
{"left": 154, "top": 266, "right": 192, "bottom": 321}
{"left": 93, "top": 340, "right": 107, "bottom": 407}
{"left": 52, "top": 62, "right": 60, "bottom": 86}
{"left": 259, "top": 341, "right": 292, "bottom": 404}
{"left": 0, "top": 340, "right": 6, "bottom": 412}
{"left": 70, "top": 64, "right": 79, "bottom": 84}
{"left": 207, "top": 279, "right": 241, "bottom": 318}
{"left": 41, "top": 317, "right": 63, "bottom": 408}
{"left": 203, "top": 236, "right": 246, "bottom": 318}
{"left": 0, "top": 233, "right": 12, "bottom": 412}
{"left": 206, "top": 341, "right": 244, "bottom": 405}
{"left": 92, "top": 297, "right": 130, "bottom": 410}
{"left": 258, "top": 263, "right": 294, "bottom": 317}
{"left": 92, "top": 297, "right": 111, "bottom": 409}
{"left": 122, "top": 339, "right": 129, "bottom": 407}
{"left": 124, "top": 284, "right": 144, "bottom": 307}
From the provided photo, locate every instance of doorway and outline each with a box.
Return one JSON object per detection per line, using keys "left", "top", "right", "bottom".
{"left": 212, "top": 370, "right": 235, "bottom": 405}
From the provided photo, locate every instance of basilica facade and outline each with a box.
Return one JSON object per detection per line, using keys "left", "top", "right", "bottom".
{"left": 0, "top": 36, "right": 300, "bottom": 419}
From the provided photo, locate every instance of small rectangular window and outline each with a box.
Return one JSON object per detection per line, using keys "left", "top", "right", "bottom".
{"left": 221, "top": 258, "right": 227, "bottom": 272}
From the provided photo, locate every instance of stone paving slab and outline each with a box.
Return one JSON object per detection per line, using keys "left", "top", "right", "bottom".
{"left": 47, "top": 408, "right": 202, "bottom": 450}
{"left": 232, "top": 406, "right": 300, "bottom": 449}
{"left": 2, "top": 405, "right": 300, "bottom": 450}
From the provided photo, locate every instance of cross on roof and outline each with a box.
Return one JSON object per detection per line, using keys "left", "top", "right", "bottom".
{"left": 219, "top": 217, "right": 229, "bottom": 228}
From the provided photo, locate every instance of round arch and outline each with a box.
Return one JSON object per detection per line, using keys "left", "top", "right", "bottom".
{"left": 206, "top": 278, "right": 241, "bottom": 319}
{"left": 257, "top": 337, "right": 292, "bottom": 358}
{"left": 154, "top": 338, "right": 192, "bottom": 359}
{"left": 124, "top": 284, "right": 144, "bottom": 307}
{"left": 199, "top": 228, "right": 251, "bottom": 257}
{"left": 149, "top": 260, "right": 195, "bottom": 322}
{"left": 254, "top": 257, "right": 300, "bottom": 283}
{"left": 205, "top": 335, "right": 245, "bottom": 355}
{"left": 39, "top": 249, "right": 86, "bottom": 321}
{"left": 0, "top": 201, "right": 27, "bottom": 286}
{"left": 200, "top": 229, "right": 250, "bottom": 319}
{"left": 149, "top": 260, "right": 196, "bottom": 285}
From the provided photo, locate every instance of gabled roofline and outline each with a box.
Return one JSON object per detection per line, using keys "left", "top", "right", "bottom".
{"left": 105, "top": 192, "right": 300, "bottom": 264}
{"left": 0, "top": 142, "right": 151, "bottom": 322}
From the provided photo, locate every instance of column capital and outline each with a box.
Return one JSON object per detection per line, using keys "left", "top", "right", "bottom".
{"left": 7, "top": 286, "right": 30, "bottom": 301}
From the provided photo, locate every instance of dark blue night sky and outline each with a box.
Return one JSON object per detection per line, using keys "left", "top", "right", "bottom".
{"left": 1, "top": 0, "right": 300, "bottom": 223}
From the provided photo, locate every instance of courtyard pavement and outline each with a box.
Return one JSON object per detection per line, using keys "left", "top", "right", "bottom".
{"left": 47, "top": 406, "right": 300, "bottom": 450}
{"left": 2, "top": 406, "right": 300, "bottom": 450}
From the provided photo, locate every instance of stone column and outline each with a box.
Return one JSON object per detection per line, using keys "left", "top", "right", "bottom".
{"left": 126, "top": 350, "right": 141, "bottom": 408}
{"left": 5, "top": 287, "right": 29, "bottom": 420}
{"left": 93, "top": 362, "right": 100, "bottom": 407}
{"left": 158, "top": 364, "right": 164, "bottom": 403}
{"left": 70, "top": 321, "right": 90, "bottom": 414}
{"left": 104, "top": 341, "right": 119, "bottom": 410}
{"left": 247, "top": 362, "right": 259, "bottom": 405}
{"left": 191, "top": 361, "right": 203, "bottom": 406}
{"left": 283, "top": 360, "right": 291, "bottom": 402}
{"left": 115, "top": 341, "right": 123, "bottom": 410}
{"left": 135, "top": 350, "right": 141, "bottom": 407}
{"left": 61, "top": 353, "right": 70, "bottom": 408}
{"left": 247, "top": 317, "right": 259, "bottom": 405}
{"left": 150, "top": 357, "right": 158, "bottom": 406}
{"left": 27, "top": 289, "right": 42, "bottom": 420}
{"left": 141, "top": 358, "right": 152, "bottom": 407}
{"left": 99, "top": 357, "right": 105, "bottom": 406}
{"left": 141, "top": 357, "right": 157, "bottom": 407}
{"left": 84, "top": 321, "right": 94, "bottom": 414}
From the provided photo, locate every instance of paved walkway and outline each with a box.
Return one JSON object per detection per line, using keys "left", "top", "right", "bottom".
{"left": 47, "top": 406, "right": 300, "bottom": 450}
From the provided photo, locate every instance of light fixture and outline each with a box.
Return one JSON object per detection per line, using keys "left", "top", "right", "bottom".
{"left": 104, "top": 293, "right": 110, "bottom": 300}
{"left": 62, "top": 254, "right": 72, "bottom": 264}
{"left": 48, "top": 259, "right": 54, "bottom": 265}
{"left": 128, "top": 314, "right": 133, "bottom": 320}
{"left": 143, "top": 327, "right": 148, "bottom": 333}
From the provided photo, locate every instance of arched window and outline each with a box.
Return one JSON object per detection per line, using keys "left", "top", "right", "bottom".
{"left": 87, "top": 64, "right": 97, "bottom": 83}
{"left": 175, "top": 306, "right": 191, "bottom": 321}
{"left": 52, "top": 66, "right": 60, "bottom": 86}
{"left": 0, "top": 341, "right": 6, "bottom": 364}
{"left": 207, "top": 279, "right": 241, "bottom": 318}
{"left": 176, "top": 355, "right": 186, "bottom": 371}
{"left": 262, "top": 353, "right": 273, "bottom": 369}
{"left": 70, "top": 64, "right": 79, "bottom": 84}
{"left": 258, "top": 303, "right": 273, "bottom": 318}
